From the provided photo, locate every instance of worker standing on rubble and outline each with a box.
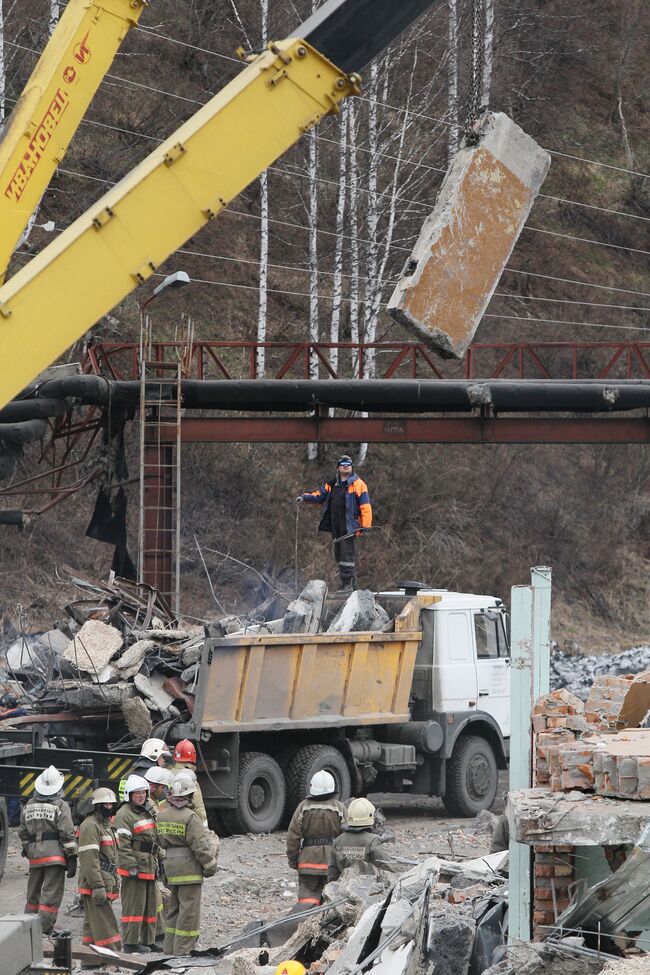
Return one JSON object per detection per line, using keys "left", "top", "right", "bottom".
{"left": 78, "top": 788, "right": 121, "bottom": 950}
{"left": 328, "top": 798, "right": 398, "bottom": 881}
{"left": 296, "top": 455, "right": 372, "bottom": 591}
{"left": 286, "top": 771, "right": 346, "bottom": 907}
{"left": 157, "top": 771, "right": 218, "bottom": 955}
{"left": 170, "top": 740, "right": 208, "bottom": 827}
{"left": 115, "top": 774, "right": 162, "bottom": 954}
{"left": 144, "top": 766, "right": 174, "bottom": 947}
{"left": 19, "top": 765, "right": 77, "bottom": 934}
{"left": 119, "top": 738, "right": 173, "bottom": 801}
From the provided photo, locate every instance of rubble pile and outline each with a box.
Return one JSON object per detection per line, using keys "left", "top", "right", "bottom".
{"left": 551, "top": 645, "right": 650, "bottom": 699}
{"left": 0, "top": 576, "right": 394, "bottom": 734}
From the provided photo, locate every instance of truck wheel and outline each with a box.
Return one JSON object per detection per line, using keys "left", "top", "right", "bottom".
{"left": 221, "top": 752, "right": 286, "bottom": 835}
{"left": 285, "top": 745, "right": 351, "bottom": 819}
{"left": 0, "top": 799, "right": 7, "bottom": 880}
{"left": 443, "top": 735, "right": 498, "bottom": 818}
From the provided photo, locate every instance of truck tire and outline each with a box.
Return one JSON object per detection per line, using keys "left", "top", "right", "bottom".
{"left": 443, "top": 735, "right": 498, "bottom": 818}
{"left": 220, "top": 752, "right": 286, "bottom": 835}
{"left": 0, "top": 798, "right": 7, "bottom": 880}
{"left": 285, "top": 745, "right": 351, "bottom": 819}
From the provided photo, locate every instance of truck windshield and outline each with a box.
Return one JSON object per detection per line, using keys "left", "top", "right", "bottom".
{"left": 474, "top": 611, "right": 509, "bottom": 659}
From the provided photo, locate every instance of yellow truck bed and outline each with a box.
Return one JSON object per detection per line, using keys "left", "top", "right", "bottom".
{"left": 194, "top": 629, "right": 422, "bottom": 733}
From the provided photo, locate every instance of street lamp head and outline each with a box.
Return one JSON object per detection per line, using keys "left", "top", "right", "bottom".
{"left": 153, "top": 270, "right": 191, "bottom": 296}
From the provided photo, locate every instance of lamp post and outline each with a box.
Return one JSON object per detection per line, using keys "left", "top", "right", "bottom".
{"left": 137, "top": 271, "right": 191, "bottom": 613}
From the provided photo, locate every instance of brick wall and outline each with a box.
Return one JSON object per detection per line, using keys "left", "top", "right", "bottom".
{"left": 532, "top": 844, "right": 575, "bottom": 941}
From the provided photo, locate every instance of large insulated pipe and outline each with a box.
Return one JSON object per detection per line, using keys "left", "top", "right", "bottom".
{"left": 31, "top": 377, "right": 650, "bottom": 414}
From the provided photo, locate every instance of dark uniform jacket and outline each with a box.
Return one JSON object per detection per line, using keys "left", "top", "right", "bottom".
{"left": 115, "top": 802, "right": 159, "bottom": 881}
{"left": 78, "top": 811, "right": 119, "bottom": 900}
{"left": 301, "top": 474, "right": 372, "bottom": 535}
{"left": 157, "top": 803, "right": 217, "bottom": 885}
{"left": 328, "top": 829, "right": 396, "bottom": 881}
{"left": 19, "top": 794, "right": 77, "bottom": 867}
{"left": 286, "top": 797, "right": 346, "bottom": 877}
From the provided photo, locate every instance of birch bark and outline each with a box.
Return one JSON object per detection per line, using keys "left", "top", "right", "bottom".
{"left": 256, "top": 0, "right": 269, "bottom": 379}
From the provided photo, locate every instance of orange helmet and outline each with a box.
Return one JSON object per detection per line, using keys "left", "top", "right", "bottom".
{"left": 173, "top": 739, "right": 197, "bottom": 764}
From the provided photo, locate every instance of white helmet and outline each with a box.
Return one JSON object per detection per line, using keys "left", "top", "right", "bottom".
{"left": 144, "top": 766, "right": 174, "bottom": 787}
{"left": 170, "top": 772, "right": 195, "bottom": 797}
{"left": 92, "top": 788, "right": 117, "bottom": 805}
{"left": 309, "top": 770, "right": 336, "bottom": 797}
{"left": 347, "top": 798, "right": 375, "bottom": 828}
{"left": 140, "top": 738, "right": 170, "bottom": 762}
{"left": 124, "top": 774, "right": 150, "bottom": 799}
{"left": 35, "top": 765, "right": 65, "bottom": 797}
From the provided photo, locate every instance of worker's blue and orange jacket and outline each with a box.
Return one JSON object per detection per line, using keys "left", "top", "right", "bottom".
{"left": 300, "top": 474, "right": 372, "bottom": 536}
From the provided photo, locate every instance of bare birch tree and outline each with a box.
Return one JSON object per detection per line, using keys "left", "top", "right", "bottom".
{"left": 482, "top": 0, "right": 494, "bottom": 108}
{"left": 447, "top": 0, "right": 459, "bottom": 163}
{"left": 256, "top": 0, "right": 269, "bottom": 379}
{"left": 329, "top": 102, "right": 349, "bottom": 378}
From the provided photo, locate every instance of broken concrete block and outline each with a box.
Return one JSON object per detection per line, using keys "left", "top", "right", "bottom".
{"left": 181, "top": 640, "right": 204, "bottom": 666}
{"left": 426, "top": 901, "right": 476, "bottom": 975}
{"left": 586, "top": 671, "right": 650, "bottom": 730}
{"left": 115, "top": 639, "right": 154, "bottom": 679}
{"left": 122, "top": 695, "right": 153, "bottom": 736}
{"left": 387, "top": 111, "right": 550, "bottom": 359}
{"left": 134, "top": 671, "right": 174, "bottom": 711}
{"left": 282, "top": 580, "right": 327, "bottom": 634}
{"left": 181, "top": 663, "right": 199, "bottom": 685}
{"left": 95, "top": 664, "right": 119, "bottom": 684}
{"left": 5, "top": 636, "right": 51, "bottom": 676}
{"left": 327, "top": 590, "right": 390, "bottom": 634}
{"left": 61, "top": 620, "right": 122, "bottom": 675}
{"left": 65, "top": 682, "right": 135, "bottom": 710}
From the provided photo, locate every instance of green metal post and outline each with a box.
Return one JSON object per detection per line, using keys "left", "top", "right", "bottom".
{"left": 508, "top": 566, "right": 552, "bottom": 943}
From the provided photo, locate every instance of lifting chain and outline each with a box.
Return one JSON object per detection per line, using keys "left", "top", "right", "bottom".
{"left": 464, "top": 0, "right": 485, "bottom": 145}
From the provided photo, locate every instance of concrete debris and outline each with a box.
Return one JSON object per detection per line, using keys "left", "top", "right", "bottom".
{"left": 63, "top": 681, "right": 136, "bottom": 710}
{"left": 426, "top": 900, "right": 476, "bottom": 975}
{"left": 327, "top": 590, "right": 390, "bottom": 634}
{"left": 388, "top": 111, "right": 550, "bottom": 359}
{"left": 114, "top": 639, "right": 154, "bottom": 679}
{"left": 282, "top": 580, "right": 327, "bottom": 634}
{"left": 551, "top": 644, "right": 650, "bottom": 699}
{"left": 585, "top": 672, "right": 650, "bottom": 729}
{"left": 121, "top": 695, "right": 154, "bottom": 736}
{"left": 61, "top": 619, "right": 123, "bottom": 674}
{"left": 134, "top": 671, "right": 175, "bottom": 712}
{"left": 482, "top": 939, "right": 602, "bottom": 975}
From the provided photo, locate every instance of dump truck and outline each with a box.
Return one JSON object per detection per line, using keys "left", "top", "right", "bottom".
{"left": 176, "top": 583, "right": 510, "bottom": 833}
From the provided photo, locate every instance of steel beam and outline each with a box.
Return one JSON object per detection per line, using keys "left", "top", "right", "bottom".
{"left": 154, "top": 416, "right": 650, "bottom": 444}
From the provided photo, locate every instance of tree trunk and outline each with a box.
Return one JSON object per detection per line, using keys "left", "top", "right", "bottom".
{"left": 329, "top": 102, "right": 348, "bottom": 379}
{"left": 256, "top": 0, "right": 269, "bottom": 379}
{"left": 482, "top": 0, "right": 494, "bottom": 108}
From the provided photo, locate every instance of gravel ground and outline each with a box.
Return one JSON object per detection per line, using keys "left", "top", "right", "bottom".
{"left": 0, "top": 777, "right": 506, "bottom": 956}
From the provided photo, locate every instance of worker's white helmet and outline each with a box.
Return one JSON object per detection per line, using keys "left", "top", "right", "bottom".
{"left": 144, "top": 766, "right": 173, "bottom": 787}
{"left": 346, "top": 798, "right": 375, "bottom": 828}
{"left": 124, "top": 774, "right": 150, "bottom": 799}
{"left": 35, "top": 765, "right": 65, "bottom": 797}
{"left": 140, "top": 738, "right": 170, "bottom": 762}
{"left": 91, "top": 788, "right": 117, "bottom": 805}
{"left": 309, "top": 770, "right": 336, "bottom": 797}
{"left": 170, "top": 772, "right": 195, "bottom": 797}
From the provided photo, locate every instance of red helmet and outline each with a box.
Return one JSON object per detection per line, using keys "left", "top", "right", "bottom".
{"left": 173, "top": 739, "right": 197, "bottom": 764}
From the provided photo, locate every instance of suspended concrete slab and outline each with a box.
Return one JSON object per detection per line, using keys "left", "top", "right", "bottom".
{"left": 387, "top": 112, "right": 551, "bottom": 359}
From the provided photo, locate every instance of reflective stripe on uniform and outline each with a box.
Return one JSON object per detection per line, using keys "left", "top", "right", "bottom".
{"left": 298, "top": 898, "right": 320, "bottom": 904}
{"left": 29, "top": 855, "right": 66, "bottom": 865}
{"left": 299, "top": 862, "right": 328, "bottom": 870}
{"left": 166, "top": 873, "right": 202, "bottom": 883}
{"left": 78, "top": 843, "right": 100, "bottom": 853}
{"left": 133, "top": 819, "right": 155, "bottom": 834}
{"left": 38, "top": 904, "right": 58, "bottom": 913}
{"left": 83, "top": 934, "right": 121, "bottom": 946}
{"left": 165, "top": 926, "right": 200, "bottom": 937}
{"left": 117, "top": 828, "right": 132, "bottom": 838}
{"left": 122, "top": 914, "right": 157, "bottom": 923}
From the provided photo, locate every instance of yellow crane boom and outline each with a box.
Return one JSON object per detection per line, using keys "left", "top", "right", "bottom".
{"left": 0, "top": 0, "right": 149, "bottom": 282}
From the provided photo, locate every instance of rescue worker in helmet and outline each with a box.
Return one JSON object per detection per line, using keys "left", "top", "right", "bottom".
{"left": 157, "top": 771, "right": 218, "bottom": 955}
{"left": 170, "top": 740, "right": 208, "bottom": 828}
{"left": 143, "top": 766, "right": 174, "bottom": 947}
{"left": 115, "top": 774, "right": 162, "bottom": 954}
{"left": 286, "top": 771, "right": 346, "bottom": 907}
{"left": 119, "top": 739, "right": 173, "bottom": 802}
{"left": 328, "top": 799, "right": 398, "bottom": 881}
{"left": 19, "top": 765, "right": 77, "bottom": 934}
{"left": 78, "top": 788, "right": 121, "bottom": 950}
{"left": 296, "top": 454, "right": 372, "bottom": 591}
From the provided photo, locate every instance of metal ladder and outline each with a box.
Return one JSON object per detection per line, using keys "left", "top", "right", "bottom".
{"left": 137, "top": 319, "right": 183, "bottom": 615}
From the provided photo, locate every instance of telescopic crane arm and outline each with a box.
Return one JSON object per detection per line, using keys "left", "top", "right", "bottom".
{"left": 0, "top": 0, "right": 438, "bottom": 411}
{"left": 0, "top": 0, "right": 150, "bottom": 283}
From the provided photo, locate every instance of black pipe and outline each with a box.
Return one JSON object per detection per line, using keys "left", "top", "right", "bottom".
{"left": 0, "top": 397, "right": 72, "bottom": 423}
{"left": 33, "top": 377, "right": 650, "bottom": 414}
{"left": 0, "top": 418, "right": 48, "bottom": 444}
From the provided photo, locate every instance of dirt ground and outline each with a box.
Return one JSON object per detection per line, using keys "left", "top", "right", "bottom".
{"left": 0, "top": 780, "right": 505, "bottom": 956}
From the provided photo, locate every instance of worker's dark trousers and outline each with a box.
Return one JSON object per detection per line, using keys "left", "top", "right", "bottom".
{"left": 333, "top": 535, "right": 356, "bottom": 590}
{"left": 120, "top": 877, "right": 157, "bottom": 947}
{"left": 81, "top": 893, "right": 121, "bottom": 948}
{"left": 297, "top": 873, "right": 327, "bottom": 906}
{"left": 163, "top": 883, "right": 202, "bottom": 955}
{"left": 25, "top": 866, "right": 65, "bottom": 933}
